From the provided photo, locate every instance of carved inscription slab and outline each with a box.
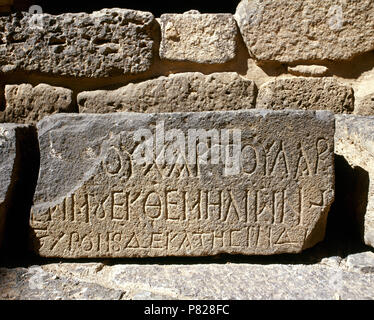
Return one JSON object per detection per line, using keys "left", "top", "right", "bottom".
{"left": 30, "top": 110, "right": 335, "bottom": 257}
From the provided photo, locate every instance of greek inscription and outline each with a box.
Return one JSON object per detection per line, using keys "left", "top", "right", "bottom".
{"left": 295, "top": 143, "right": 312, "bottom": 178}
{"left": 111, "top": 190, "right": 128, "bottom": 221}
{"left": 151, "top": 233, "right": 164, "bottom": 249}
{"left": 222, "top": 191, "right": 241, "bottom": 222}
{"left": 32, "top": 111, "right": 334, "bottom": 257}
{"left": 165, "top": 189, "right": 183, "bottom": 221}
{"left": 104, "top": 147, "right": 122, "bottom": 175}
{"left": 43, "top": 226, "right": 307, "bottom": 255}
{"left": 144, "top": 191, "right": 162, "bottom": 219}
{"left": 315, "top": 138, "right": 330, "bottom": 174}
{"left": 241, "top": 145, "right": 258, "bottom": 175}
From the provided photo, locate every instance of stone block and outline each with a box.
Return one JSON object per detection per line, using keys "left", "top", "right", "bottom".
{"left": 0, "top": 9, "right": 156, "bottom": 77}
{"left": 257, "top": 78, "right": 354, "bottom": 113}
{"left": 78, "top": 72, "right": 257, "bottom": 114}
{"left": 235, "top": 0, "right": 374, "bottom": 63}
{"left": 3, "top": 83, "right": 74, "bottom": 124}
{"left": 31, "top": 110, "right": 335, "bottom": 258}
{"left": 160, "top": 12, "right": 238, "bottom": 64}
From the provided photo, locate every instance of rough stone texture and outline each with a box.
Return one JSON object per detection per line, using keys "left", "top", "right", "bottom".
{"left": 1, "top": 252, "right": 374, "bottom": 300}
{"left": 355, "top": 94, "right": 374, "bottom": 116}
{"left": 288, "top": 65, "right": 329, "bottom": 77}
{"left": 257, "top": 78, "right": 354, "bottom": 113}
{"left": 30, "top": 110, "right": 334, "bottom": 258}
{"left": 159, "top": 12, "right": 238, "bottom": 64}
{"left": 335, "top": 115, "right": 374, "bottom": 248}
{"left": 0, "top": 124, "right": 33, "bottom": 248}
{"left": 346, "top": 251, "right": 374, "bottom": 273}
{"left": 0, "top": 9, "right": 156, "bottom": 77}
{"left": 78, "top": 72, "right": 257, "bottom": 114}
{"left": 2, "top": 83, "right": 74, "bottom": 124}
{"left": 235, "top": 0, "right": 374, "bottom": 63}
{"left": 0, "top": 265, "right": 124, "bottom": 300}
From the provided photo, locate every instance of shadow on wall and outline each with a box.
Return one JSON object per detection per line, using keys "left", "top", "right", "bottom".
{"left": 12, "top": 0, "right": 239, "bottom": 16}
{"left": 324, "top": 155, "right": 369, "bottom": 257}
{"left": 0, "top": 126, "right": 40, "bottom": 265}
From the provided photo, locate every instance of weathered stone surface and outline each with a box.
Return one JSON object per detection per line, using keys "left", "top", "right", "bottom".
{"left": 335, "top": 115, "right": 374, "bottom": 248}
{"left": 257, "top": 78, "right": 354, "bottom": 113}
{"left": 0, "top": 124, "right": 33, "bottom": 248}
{"left": 78, "top": 72, "right": 257, "bottom": 114}
{"left": 2, "top": 252, "right": 374, "bottom": 300}
{"left": 159, "top": 12, "right": 238, "bottom": 64}
{"left": 235, "top": 0, "right": 374, "bottom": 63}
{"left": 30, "top": 110, "right": 334, "bottom": 258}
{"left": 346, "top": 251, "right": 374, "bottom": 273}
{"left": 288, "top": 65, "right": 329, "bottom": 77}
{"left": 0, "top": 265, "right": 124, "bottom": 300}
{"left": 0, "top": 9, "right": 156, "bottom": 77}
{"left": 2, "top": 83, "right": 74, "bottom": 124}
{"left": 355, "top": 94, "right": 374, "bottom": 116}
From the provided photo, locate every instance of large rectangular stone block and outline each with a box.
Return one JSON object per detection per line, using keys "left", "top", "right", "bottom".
{"left": 0, "top": 9, "right": 156, "bottom": 77}
{"left": 78, "top": 72, "right": 257, "bottom": 114}
{"left": 235, "top": 0, "right": 374, "bottom": 63}
{"left": 30, "top": 110, "right": 335, "bottom": 258}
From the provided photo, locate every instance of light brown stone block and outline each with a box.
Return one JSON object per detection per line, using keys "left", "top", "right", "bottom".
{"left": 78, "top": 72, "right": 257, "bottom": 114}
{"left": 257, "top": 78, "right": 354, "bottom": 113}
{"left": 235, "top": 0, "right": 374, "bottom": 63}
{"left": 3, "top": 83, "right": 74, "bottom": 124}
{"left": 159, "top": 12, "right": 238, "bottom": 64}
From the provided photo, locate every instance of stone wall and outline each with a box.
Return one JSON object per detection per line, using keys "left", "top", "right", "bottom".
{"left": 0, "top": 1, "right": 373, "bottom": 263}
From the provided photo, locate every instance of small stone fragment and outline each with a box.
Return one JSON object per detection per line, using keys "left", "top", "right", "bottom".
{"left": 355, "top": 94, "right": 374, "bottom": 116}
{"left": 320, "top": 256, "right": 342, "bottom": 268}
{"left": 288, "top": 65, "right": 329, "bottom": 77}
{"left": 30, "top": 110, "right": 334, "bottom": 258}
{"left": 335, "top": 115, "right": 374, "bottom": 248}
{"left": 257, "top": 78, "right": 354, "bottom": 113}
{"left": 78, "top": 72, "right": 257, "bottom": 114}
{"left": 3, "top": 83, "right": 74, "bottom": 124}
{"left": 160, "top": 13, "right": 238, "bottom": 64}
{"left": 346, "top": 252, "right": 374, "bottom": 273}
